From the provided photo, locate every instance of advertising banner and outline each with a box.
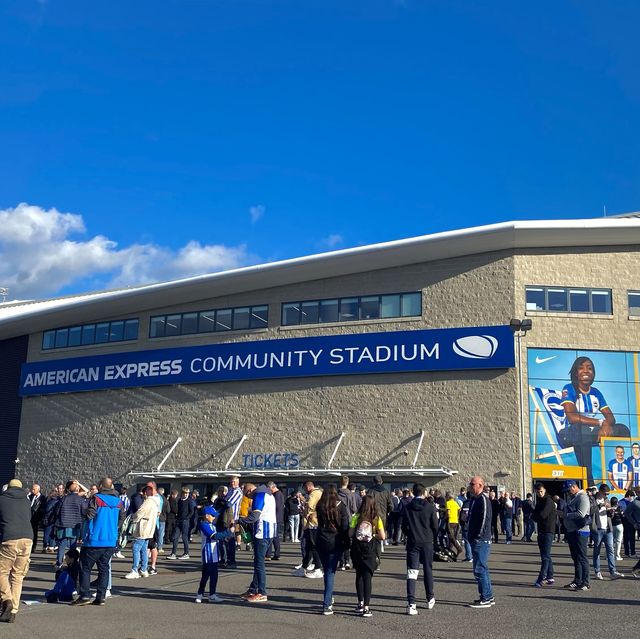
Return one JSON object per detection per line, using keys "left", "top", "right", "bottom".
{"left": 528, "top": 348, "right": 640, "bottom": 491}
{"left": 20, "top": 324, "right": 515, "bottom": 397}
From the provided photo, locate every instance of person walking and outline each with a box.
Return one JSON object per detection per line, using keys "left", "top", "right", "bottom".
{"left": 532, "top": 483, "right": 556, "bottom": 587}
{"left": 402, "top": 483, "right": 438, "bottom": 615}
{"left": 467, "top": 476, "right": 494, "bottom": 608}
{"left": 0, "top": 479, "right": 33, "bottom": 624}
{"left": 349, "top": 495, "right": 385, "bottom": 617}
{"left": 72, "top": 477, "right": 124, "bottom": 607}
{"left": 562, "top": 480, "right": 591, "bottom": 591}
{"left": 315, "top": 484, "right": 350, "bottom": 615}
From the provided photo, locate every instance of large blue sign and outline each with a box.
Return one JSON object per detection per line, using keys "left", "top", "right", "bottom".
{"left": 19, "top": 325, "right": 515, "bottom": 397}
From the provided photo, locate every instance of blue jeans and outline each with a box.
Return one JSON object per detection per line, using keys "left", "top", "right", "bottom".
{"left": 171, "top": 520, "right": 190, "bottom": 555}
{"left": 536, "top": 532, "right": 554, "bottom": 582}
{"left": 593, "top": 529, "right": 615, "bottom": 575}
{"left": 132, "top": 538, "right": 149, "bottom": 573}
{"left": 319, "top": 548, "right": 342, "bottom": 608}
{"left": 471, "top": 540, "right": 493, "bottom": 601}
{"left": 503, "top": 517, "right": 513, "bottom": 542}
{"left": 567, "top": 531, "right": 589, "bottom": 587}
{"left": 249, "top": 537, "right": 270, "bottom": 595}
{"left": 157, "top": 521, "right": 166, "bottom": 551}
{"left": 56, "top": 535, "right": 78, "bottom": 567}
{"left": 288, "top": 515, "right": 300, "bottom": 542}
{"left": 524, "top": 518, "right": 535, "bottom": 541}
{"left": 461, "top": 528, "right": 472, "bottom": 560}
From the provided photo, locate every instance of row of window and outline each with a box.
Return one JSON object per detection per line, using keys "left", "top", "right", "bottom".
{"left": 526, "top": 286, "right": 640, "bottom": 316}
{"left": 41, "top": 286, "right": 640, "bottom": 350}
{"left": 281, "top": 292, "right": 422, "bottom": 326}
{"left": 149, "top": 305, "right": 269, "bottom": 338}
{"left": 43, "top": 319, "right": 139, "bottom": 350}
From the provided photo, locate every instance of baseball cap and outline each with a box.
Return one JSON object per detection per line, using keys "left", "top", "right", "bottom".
{"left": 562, "top": 480, "right": 577, "bottom": 491}
{"left": 8, "top": 479, "right": 22, "bottom": 489}
{"left": 202, "top": 506, "right": 219, "bottom": 518}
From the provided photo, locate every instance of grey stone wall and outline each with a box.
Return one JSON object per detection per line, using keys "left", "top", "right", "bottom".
{"left": 19, "top": 250, "right": 520, "bottom": 491}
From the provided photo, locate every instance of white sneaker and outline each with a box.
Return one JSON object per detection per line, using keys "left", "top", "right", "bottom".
{"left": 140, "top": 570, "right": 149, "bottom": 578}
{"left": 105, "top": 590, "right": 112, "bottom": 598}
{"left": 407, "top": 603, "right": 418, "bottom": 615}
{"left": 307, "top": 563, "right": 315, "bottom": 571}
{"left": 114, "top": 552, "right": 125, "bottom": 559}
{"left": 124, "top": 570, "right": 140, "bottom": 579}
{"left": 595, "top": 571, "right": 604, "bottom": 580}
{"left": 208, "top": 594, "right": 223, "bottom": 602}
{"left": 166, "top": 554, "right": 178, "bottom": 560}
{"left": 179, "top": 554, "right": 190, "bottom": 560}
{"left": 616, "top": 556, "right": 623, "bottom": 561}
{"left": 158, "top": 548, "right": 165, "bottom": 554}
{"left": 294, "top": 563, "right": 304, "bottom": 569}
{"left": 195, "top": 594, "right": 203, "bottom": 603}
{"left": 427, "top": 598, "right": 435, "bottom": 610}
{"left": 305, "top": 568, "right": 323, "bottom": 579}
{"left": 610, "top": 571, "right": 624, "bottom": 579}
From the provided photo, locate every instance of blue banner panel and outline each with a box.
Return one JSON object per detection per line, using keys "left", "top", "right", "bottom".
{"left": 19, "top": 325, "right": 515, "bottom": 397}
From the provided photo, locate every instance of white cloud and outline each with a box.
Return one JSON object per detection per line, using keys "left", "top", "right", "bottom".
{"left": 249, "top": 204, "right": 265, "bottom": 224}
{"left": 0, "top": 203, "right": 254, "bottom": 299}
{"left": 318, "top": 233, "right": 344, "bottom": 249}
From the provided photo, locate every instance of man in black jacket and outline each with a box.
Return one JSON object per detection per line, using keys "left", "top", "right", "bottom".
{"left": 467, "top": 476, "right": 494, "bottom": 608}
{"left": 368, "top": 475, "right": 392, "bottom": 569}
{"left": 532, "top": 482, "right": 557, "bottom": 587}
{"left": 0, "top": 479, "right": 33, "bottom": 624}
{"left": 168, "top": 486, "right": 195, "bottom": 559}
{"left": 401, "top": 483, "right": 438, "bottom": 615}
{"left": 28, "top": 483, "right": 46, "bottom": 551}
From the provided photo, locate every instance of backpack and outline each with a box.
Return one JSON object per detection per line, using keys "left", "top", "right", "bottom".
{"left": 355, "top": 517, "right": 375, "bottom": 542}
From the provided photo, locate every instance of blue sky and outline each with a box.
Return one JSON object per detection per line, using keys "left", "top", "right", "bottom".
{"left": 1, "top": 1, "right": 639, "bottom": 299}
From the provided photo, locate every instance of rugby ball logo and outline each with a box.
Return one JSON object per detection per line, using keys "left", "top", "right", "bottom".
{"left": 452, "top": 335, "right": 498, "bottom": 359}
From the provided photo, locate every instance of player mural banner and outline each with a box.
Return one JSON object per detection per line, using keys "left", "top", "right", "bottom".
{"left": 528, "top": 348, "right": 640, "bottom": 491}
{"left": 20, "top": 324, "right": 515, "bottom": 397}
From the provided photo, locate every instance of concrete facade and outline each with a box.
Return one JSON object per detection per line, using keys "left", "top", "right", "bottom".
{"left": 16, "top": 250, "right": 520, "bottom": 491}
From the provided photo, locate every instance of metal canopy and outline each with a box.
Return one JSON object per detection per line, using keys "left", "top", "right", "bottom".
{"left": 127, "top": 466, "right": 458, "bottom": 481}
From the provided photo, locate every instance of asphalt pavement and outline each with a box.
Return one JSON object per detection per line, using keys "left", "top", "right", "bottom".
{"left": 4, "top": 538, "right": 639, "bottom": 639}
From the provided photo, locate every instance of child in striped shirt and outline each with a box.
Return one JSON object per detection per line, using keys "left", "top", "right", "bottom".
{"left": 195, "top": 506, "right": 232, "bottom": 603}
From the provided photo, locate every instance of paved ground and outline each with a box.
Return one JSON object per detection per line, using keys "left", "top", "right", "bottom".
{"left": 4, "top": 539, "right": 639, "bottom": 639}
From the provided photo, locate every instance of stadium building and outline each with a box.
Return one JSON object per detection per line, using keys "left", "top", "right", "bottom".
{"left": 2, "top": 215, "right": 640, "bottom": 496}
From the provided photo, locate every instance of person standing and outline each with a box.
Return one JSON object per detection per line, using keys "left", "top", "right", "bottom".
{"left": 502, "top": 492, "right": 513, "bottom": 544}
{"left": 285, "top": 490, "right": 302, "bottom": 543}
{"left": 165, "top": 489, "right": 179, "bottom": 554}
{"left": 72, "top": 477, "right": 124, "bottom": 607}
{"left": 168, "top": 487, "right": 195, "bottom": 560}
{"left": 467, "top": 476, "right": 494, "bottom": 608}
{"left": 239, "top": 483, "right": 277, "bottom": 603}
{"left": 265, "top": 482, "right": 284, "bottom": 561}
{"left": 0, "top": 479, "right": 33, "bottom": 624}
{"left": 124, "top": 486, "right": 159, "bottom": 579}
{"left": 621, "top": 487, "right": 640, "bottom": 578}
{"left": 28, "top": 484, "right": 46, "bottom": 551}
{"left": 402, "top": 483, "right": 438, "bottom": 615}
{"left": 532, "top": 483, "right": 556, "bottom": 587}
{"left": 226, "top": 476, "right": 243, "bottom": 568}
{"left": 445, "top": 491, "right": 463, "bottom": 558}
{"left": 296, "top": 481, "right": 323, "bottom": 578}
{"left": 522, "top": 494, "right": 535, "bottom": 542}
{"left": 562, "top": 480, "right": 591, "bottom": 591}
{"left": 337, "top": 475, "right": 357, "bottom": 568}
{"left": 53, "top": 480, "right": 87, "bottom": 569}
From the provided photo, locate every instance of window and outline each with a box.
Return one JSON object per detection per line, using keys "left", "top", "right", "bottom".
{"left": 42, "top": 318, "right": 138, "bottom": 350}
{"left": 525, "top": 286, "right": 612, "bottom": 315}
{"left": 629, "top": 292, "right": 640, "bottom": 317}
{"left": 281, "top": 292, "right": 422, "bottom": 326}
{"left": 149, "top": 304, "right": 268, "bottom": 338}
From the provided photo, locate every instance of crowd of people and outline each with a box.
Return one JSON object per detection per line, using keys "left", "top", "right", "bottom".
{"left": 0, "top": 473, "right": 639, "bottom": 624}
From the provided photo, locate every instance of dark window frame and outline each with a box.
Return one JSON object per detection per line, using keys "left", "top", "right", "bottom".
{"left": 525, "top": 286, "right": 613, "bottom": 315}
{"left": 281, "top": 291, "right": 423, "bottom": 327}
{"left": 42, "top": 318, "right": 139, "bottom": 350}
{"left": 149, "top": 304, "right": 270, "bottom": 338}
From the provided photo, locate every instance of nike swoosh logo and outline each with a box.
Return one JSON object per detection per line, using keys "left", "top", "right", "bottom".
{"left": 535, "top": 355, "right": 557, "bottom": 365}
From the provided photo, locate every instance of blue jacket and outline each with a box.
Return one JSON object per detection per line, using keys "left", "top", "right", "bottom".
{"left": 83, "top": 490, "right": 124, "bottom": 548}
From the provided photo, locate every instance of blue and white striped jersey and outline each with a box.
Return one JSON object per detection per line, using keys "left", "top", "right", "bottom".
{"left": 227, "top": 486, "right": 243, "bottom": 520}
{"left": 608, "top": 459, "right": 630, "bottom": 490}
{"left": 199, "top": 521, "right": 221, "bottom": 564}
{"left": 626, "top": 455, "right": 640, "bottom": 487}
{"left": 251, "top": 490, "right": 277, "bottom": 540}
